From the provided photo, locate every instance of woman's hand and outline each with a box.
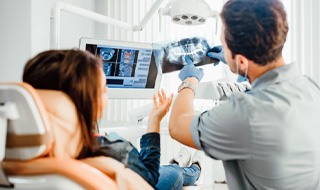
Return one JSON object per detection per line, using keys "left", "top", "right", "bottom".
{"left": 147, "top": 89, "right": 173, "bottom": 133}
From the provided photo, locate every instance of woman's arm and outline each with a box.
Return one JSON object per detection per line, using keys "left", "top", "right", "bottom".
{"left": 147, "top": 89, "right": 173, "bottom": 133}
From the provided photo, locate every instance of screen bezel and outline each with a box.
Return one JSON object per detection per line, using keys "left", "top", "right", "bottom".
{"left": 79, "top": 37, "right": 162, "bottom": 99}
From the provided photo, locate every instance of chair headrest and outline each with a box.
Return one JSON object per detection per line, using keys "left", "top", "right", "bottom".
{"left": 0, "top": 83, "right": 83, "bottom": 160}
{"left": 36, "top": 90, "right": 83, "bottom": 158}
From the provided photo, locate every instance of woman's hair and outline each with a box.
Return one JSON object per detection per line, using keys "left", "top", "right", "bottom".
{"left": 23, "top": 49, "right": 103, "bottom": 157}
{"left": 221, "top": 0, "right": 288, "bottom": 65}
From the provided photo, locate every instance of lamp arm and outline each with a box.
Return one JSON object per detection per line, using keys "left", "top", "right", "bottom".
{"left": 133, "top": 0, "right": 166, "bottom": 31}
{"left": 50, "top": 0, "right": 166, "bottom": 49}
{"left": 50, "top": 1, "right": 133, "bottom": 49}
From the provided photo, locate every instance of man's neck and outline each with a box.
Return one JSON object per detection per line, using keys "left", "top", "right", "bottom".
{"left": 248, "top": 57, "right": 285, "bottom": 83}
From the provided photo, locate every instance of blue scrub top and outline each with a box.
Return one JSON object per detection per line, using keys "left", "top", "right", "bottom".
{"left": 191, "top": 63, "right": 320, "bottom": 190}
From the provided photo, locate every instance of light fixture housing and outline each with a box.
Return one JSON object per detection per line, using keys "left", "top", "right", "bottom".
{"left": 160, "top": 0, "right": 218, "bottom": 26}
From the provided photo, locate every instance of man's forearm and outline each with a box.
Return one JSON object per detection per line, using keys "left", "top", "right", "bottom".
{"left": 169, "top": 77, "right": 199, "bottom": 148}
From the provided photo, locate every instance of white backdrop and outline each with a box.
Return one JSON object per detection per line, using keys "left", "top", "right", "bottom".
{"left": 282, "top": 0, "right": 320, "bottom": 84}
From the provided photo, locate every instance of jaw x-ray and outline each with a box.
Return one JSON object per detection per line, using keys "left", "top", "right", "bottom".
{"left": 155, "top": 37, "right": 219, "bottom": 73}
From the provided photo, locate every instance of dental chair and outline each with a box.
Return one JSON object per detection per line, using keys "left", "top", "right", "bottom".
{"left": 0, "top": 82, "right": 153, "bottom": 190}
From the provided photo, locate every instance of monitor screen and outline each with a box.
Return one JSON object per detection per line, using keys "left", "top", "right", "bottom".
{"left": 79, "top": 38, "right": 161, "bottom": 99}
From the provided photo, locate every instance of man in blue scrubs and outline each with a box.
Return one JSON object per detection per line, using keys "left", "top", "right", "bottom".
{"left": 169, "top": 0, "right": 320, "bottom": 189}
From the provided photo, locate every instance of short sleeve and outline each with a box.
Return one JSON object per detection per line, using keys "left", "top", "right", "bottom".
{"left": 191, "top": 94, "right": 252, "bottom": 160}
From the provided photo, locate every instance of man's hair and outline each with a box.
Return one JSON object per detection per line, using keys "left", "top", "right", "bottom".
{"left": 221, "top": 0, "right": 288, "bottom": 65}
{"left": 23, "top": 49, "right": 102, "bottom": 158}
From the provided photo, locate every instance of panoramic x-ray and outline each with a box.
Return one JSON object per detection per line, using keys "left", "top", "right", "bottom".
{"left": 155, "top": 37, "right": 219, "bottom": 73}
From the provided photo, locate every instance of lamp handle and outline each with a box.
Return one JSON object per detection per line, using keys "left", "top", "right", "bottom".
{"left": 158, "top": 9, "right": 163, "bottom": 33}
{"left": 211, "top": 11, "right": 219, "bottom": 35}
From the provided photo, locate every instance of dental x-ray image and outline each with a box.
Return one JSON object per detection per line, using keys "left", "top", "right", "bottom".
{"left": 103, "top": 62, "right": 115, "bottom": 76}
{"left": 118, "top": 63, "right": 134, "bottom": 77}
{"left": 100, "top": 48, "right": 117, "bottom": 62}
{"left": 120, "top": 49, "right": 136, "bottom": 64}
{"left": 99, "top": 48, "right": 119, "bottom": 76}
{"left": 116, "top": 49, "right": 138, "bottom": 77}
{"left": 156, "top": 37, "right": 219, "bottom": 73}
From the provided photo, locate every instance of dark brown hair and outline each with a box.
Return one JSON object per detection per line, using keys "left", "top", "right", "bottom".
{"left": 23, "top": 49, "right": 102, "bottom": 158}
{"left": 221, "top": 0, "right": 288, "bottom": 65}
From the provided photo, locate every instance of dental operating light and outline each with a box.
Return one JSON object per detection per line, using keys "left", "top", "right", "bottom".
{"left": 50, "top": 0, "right": 218, "bottom": 49}
{"left": 159, "top": 0, "right": 218, "bottom": 26}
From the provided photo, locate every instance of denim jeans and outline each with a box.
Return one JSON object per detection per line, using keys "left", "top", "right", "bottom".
{"left": 130, "top": 133, "right": 201, "bottom": 190}
{"left": 155, "top": 164, "right": 201, "bottom": 190}
{"left": 130, "top": 132, "right": 161, "bottom": 187}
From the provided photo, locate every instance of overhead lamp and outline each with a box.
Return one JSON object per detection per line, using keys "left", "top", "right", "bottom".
{"left": 159, "top": 0, "right": 218, "bottom": 26}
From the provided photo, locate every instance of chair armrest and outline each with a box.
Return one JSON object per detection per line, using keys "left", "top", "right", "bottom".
{"left": 81, "top": 156, "right": 153, "bottom": 190}
{"left": 81, "top": 156, "right": 125, "bottom": 180}
{"left": 2, "top": 158, "right": 117, "bottom": 190}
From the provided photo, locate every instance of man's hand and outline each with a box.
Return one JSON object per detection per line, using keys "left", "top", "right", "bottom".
{"left": 207, "top": 45, "right": 226, "bottom": 65}
{"left": 207, "top": 46, "right": 249, "bottom": 82}
{"left": 178, "top": 56, "right": 204, "bottom": 82}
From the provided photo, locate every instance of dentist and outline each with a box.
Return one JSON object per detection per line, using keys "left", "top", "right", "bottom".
{"left": 169, "top": 0, "right": 320, "bottom": 189}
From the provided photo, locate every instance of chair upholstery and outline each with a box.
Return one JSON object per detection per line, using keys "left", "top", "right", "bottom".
{"left": 2, "top": 157, "right": 116, "bottom": 190}
{"left": 36, "top": 89, "right": 83, "bottom": 159}
{"left": 82, "top": 156, "right": 154, "bottom": 190}
{"left": 0, "top": 82, "right": 153, "bottom": 190}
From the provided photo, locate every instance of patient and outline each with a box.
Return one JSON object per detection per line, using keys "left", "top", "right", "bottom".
{"left": 22, "top": 49, "right": 204, "bottom": 189}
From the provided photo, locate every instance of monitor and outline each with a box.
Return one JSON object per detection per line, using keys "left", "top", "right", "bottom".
{"left": 79, "top": 38, "right": 162, "bottom": 99}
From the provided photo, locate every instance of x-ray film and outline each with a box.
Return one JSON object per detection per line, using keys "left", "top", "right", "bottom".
{"left": 154, "top": 37, "right": 219, "bottom": 73}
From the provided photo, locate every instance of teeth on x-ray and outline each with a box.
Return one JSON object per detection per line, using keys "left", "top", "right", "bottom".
{"left": 158, "top": 37, "right": 219, "bottom": 73}
{"left": 165, "top": 37, "right": 210, "bottom": 65}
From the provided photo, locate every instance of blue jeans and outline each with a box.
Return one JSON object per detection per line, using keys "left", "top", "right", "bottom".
{"left": 137, "top": 133, "right": 201, "bottom": 189}
{"left": 156, "top": 164, "right": 201, "bottom": 190}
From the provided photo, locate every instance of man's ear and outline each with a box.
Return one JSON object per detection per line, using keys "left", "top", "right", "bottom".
{"left": 235, "top": 54, "right": 249, "bottom": 70}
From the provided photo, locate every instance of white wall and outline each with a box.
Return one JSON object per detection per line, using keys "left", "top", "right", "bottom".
{"left": 285, "top": 0, "right": 320, "bottom": 85}
{"left": 0, "top": 0, "right": 95, "bottom": 82}
{"left": 0, "top": 0, "right": 32, "bottom": 82}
